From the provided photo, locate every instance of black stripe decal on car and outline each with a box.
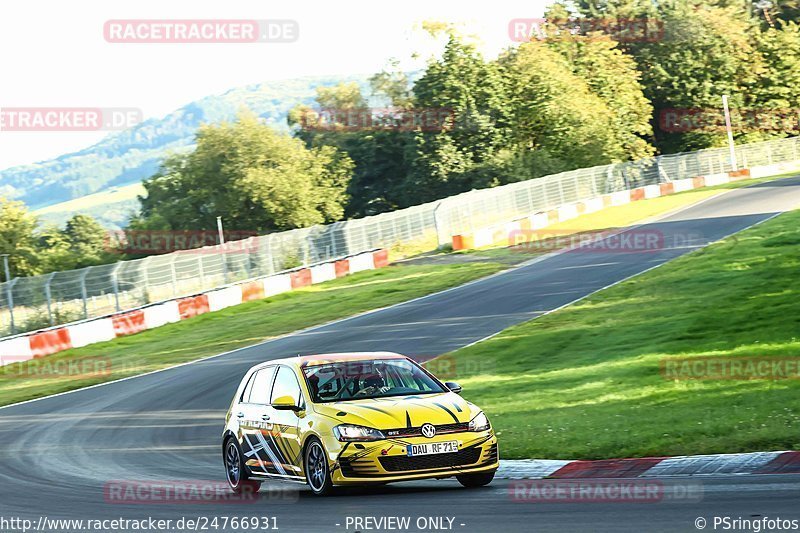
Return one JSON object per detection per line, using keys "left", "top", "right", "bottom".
{"left": 432, "top": 402, "right": 460, "bottom": 423}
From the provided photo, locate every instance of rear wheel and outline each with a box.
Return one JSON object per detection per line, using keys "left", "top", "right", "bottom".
{"left": 456, "top": 470, "right": 495, "bottom": 488}
{"left": 224, "top": 438, "right": 261, "bottom": 495}
{"left": 304, "top": 438, "right": 335, "bottom": 496}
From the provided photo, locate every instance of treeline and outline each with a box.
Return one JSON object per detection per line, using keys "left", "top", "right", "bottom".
{"left": 136, "top": 0, "right": 800, "bottom": 230}
{"left": 3, "top": 0, "right": 800, "bottom": 278}
{"left": 0, "top": 202, "right": 114, "bottom": 277}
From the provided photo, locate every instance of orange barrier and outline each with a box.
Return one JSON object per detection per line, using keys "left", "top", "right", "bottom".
{"left": 112, "top": 310, "right": 146, "bottom": 337}
{"left": 729, "top": 169, "right": 751, "bottom": 179}
{"left": 0, "top": 249, "right": 393, "bottom": 364}
{"left": 372, "top": 249, "right": 389, "bottom": 268}
{"left": 30, "top": 328, "right": 72, "bottom": 358}
{"left": 660, "top": 183, "right": 675, "bottom": 196}
{"left": 693, "top": 176, "right": 706, "bottom": 188}
{"left": 241, "top": 280, "right": 265, "bottom": 302}
{"left": 178, "top": 294, "right": 210, "bottom": 320}
{"left": 452, "top": 235, "right": 474, "bottom": 251}
{"left": 334, "top": 259, "right": 350, "bottom": 278}
{"left": 630, "top": 188, "right": 645, "bottom": 202}
{"left": 547, "top": 210, "right": 560, "bottom": 225}
{"left": 290, "top": 268, "right": 312, "bottom": 289}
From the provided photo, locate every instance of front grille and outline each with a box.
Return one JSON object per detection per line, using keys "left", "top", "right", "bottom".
{"left": 379, "top": 447, "right": 482, "bottom": 472}
{"left": 385, "top": 422, "right": 470, "bottom": 438}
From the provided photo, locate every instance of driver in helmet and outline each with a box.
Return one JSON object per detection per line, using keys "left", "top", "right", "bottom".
{"left": 357, "top": 367, "right": 390, "bottom": 397}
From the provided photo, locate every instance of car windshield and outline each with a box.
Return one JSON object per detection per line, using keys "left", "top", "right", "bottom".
{"left": 302, "top": 358, "right": 447, "bottom": 402}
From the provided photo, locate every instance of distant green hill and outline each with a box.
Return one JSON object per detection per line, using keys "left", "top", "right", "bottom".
{"left": 2, "top": 74, "right": 372, "bottom": 228}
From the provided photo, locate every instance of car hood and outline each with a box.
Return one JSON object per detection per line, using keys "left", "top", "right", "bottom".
{"left": 311, "top": 392, "right": 478, "bottom": 429}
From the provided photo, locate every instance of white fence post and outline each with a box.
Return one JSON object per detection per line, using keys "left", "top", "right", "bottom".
{"left": 80, "top": 268, "right": 90, "bottom": 319}
{"left": 110, "top": 263, "right": 122, "bottom": 312}
{"left": 44, "top": 272, "right": 56, "bottom": 325}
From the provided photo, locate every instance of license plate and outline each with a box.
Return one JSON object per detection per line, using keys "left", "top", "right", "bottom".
{"left": 406, "top": 441, "right": 459, "bottom": 456}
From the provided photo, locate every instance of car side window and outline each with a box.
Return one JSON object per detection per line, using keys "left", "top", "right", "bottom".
{"left": 271, "top": 366, "right": 304, "bottom": 407}
{"left": 248, "top": 367, "right": 276, "bottom": 405}
{"left": 240, "top": 373, "right": 256, "bottom": 403}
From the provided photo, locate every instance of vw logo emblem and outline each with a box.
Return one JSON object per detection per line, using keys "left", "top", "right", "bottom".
{"left": 421, "top": 423, "right": 436, "bottom": 438}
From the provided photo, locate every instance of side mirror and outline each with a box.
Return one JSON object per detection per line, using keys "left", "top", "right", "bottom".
{"left": 271, "top": 395, "right": 302, "bottom": 411}
{"left": 445, "top": 382, "right": 462, "bottom": 394}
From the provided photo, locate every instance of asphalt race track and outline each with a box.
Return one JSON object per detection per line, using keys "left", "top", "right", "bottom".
{"left": 2, "top": 178, "right": 800, "bottom": 533}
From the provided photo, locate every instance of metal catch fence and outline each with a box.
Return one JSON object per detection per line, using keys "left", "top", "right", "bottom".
{"left": 1, "top": 135, "right": 798, "bottom": 337}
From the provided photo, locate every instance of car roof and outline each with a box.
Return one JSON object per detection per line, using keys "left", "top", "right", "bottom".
{"left": 250, "top": 351, "right": 409, "bottom": 372}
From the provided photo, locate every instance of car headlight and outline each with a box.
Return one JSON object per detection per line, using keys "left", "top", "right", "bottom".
{"left": 333, "top": 424, "right": 387, "bottom": 442}
{"left": 469, "top": 412, "right": 490, "bottom": 432}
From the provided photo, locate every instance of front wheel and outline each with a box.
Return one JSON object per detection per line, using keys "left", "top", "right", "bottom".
{"left": 304, "top": 438, "right": 335, "bottom": 496}
{"left": 456, "top": 470, "right": 496, "bottom": 488}
{"left": 224, "top": 438, "right": 261, "bottom": 495}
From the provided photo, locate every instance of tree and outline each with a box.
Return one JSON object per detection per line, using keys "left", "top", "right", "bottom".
{"left": 0, "top": 198, "right": 40, "bottom": 278}
{"left": 500, "top": 40, "right": 629, "bottom": 177}
{"left": 289, "top": 82, "right": 416, "bottom": 216}
{"left": 573, "top": 0, "right": 765, "bottom": 152}
{"left": 543, "top": 12, "right": 655, "bottom": 160}
{"left": 64, "top": 214, "right": 112, "bottom": 268}
{"left": 746, "top": 20, "right": 800, "bottom": 142}
{"left": 138, "top": 113, "right": 353, "bottom": 232}
{"left": 36, "top": 226, "right": 76, "bottom": 273}
{"left": 369, "top": 60, "right": 414, "bottom": 107}
{"left": 757, "top": 0, "right": 800, "bottom": 27}
{"left": 403, "top": 33, "right": 514, "bottom": 203}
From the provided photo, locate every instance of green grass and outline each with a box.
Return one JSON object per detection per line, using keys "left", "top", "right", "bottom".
{"left": 444, "top": 207, "right": 800, "bottom": 459}
{"left": 6, "top": 172, "right": 795, "bottom": 426}
{"left": 33, "top": 183, "right": 145, "bottom": 215}
{"left": 0, "top": 262, "right": 504, "bottom": 406}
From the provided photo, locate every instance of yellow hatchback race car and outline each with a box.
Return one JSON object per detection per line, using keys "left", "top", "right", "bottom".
{"left": 222, "top": 352, "right": 499, "bottom": 495}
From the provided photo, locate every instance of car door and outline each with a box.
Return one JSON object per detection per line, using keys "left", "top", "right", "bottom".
{"left": 237, "top": 366, "right": 280, "bottom": 476}
{"left": 267, "top": 365, "right": 305, "bottom": 478}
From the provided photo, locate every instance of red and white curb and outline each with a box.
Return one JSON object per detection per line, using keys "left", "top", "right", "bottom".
{"left": 0, "top": 249, "right": 390, "bottom": 364}
{"left": 498, "top": 451, "right": 800, "bottom": 479}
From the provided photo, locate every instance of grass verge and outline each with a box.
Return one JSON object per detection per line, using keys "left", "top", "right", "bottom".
{"left": 5, "top": 173, "right": 793, "bottom": 412}
{"left": 445, "top": 207, "right": 800, "bottom": 459}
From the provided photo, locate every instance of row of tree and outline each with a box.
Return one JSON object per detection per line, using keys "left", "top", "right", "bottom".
{"left": 0, "top": 200, "right": 112, "bottom": 277}
{"left": 137, "top": 0, "right": 800, "bottom": 229}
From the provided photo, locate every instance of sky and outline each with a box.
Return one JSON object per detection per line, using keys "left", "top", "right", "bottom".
{"left": 0, "top": 0, "right": 551, "bottom": 171}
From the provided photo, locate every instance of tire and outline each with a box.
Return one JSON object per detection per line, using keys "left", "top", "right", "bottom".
{"left": 456, "top": 470, "right": 496, "bottom": 488}
{"left": 224, "top": 437, "right": 261, "bottom": 495}
{"left": 304, "top": 438, "right": 335, "bottom": 496}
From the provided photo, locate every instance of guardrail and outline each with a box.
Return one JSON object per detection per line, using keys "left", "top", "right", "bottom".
{"left": 2, "top": 135, "right": 800, "bottom": 338}
{"left": 0, "top": 249, "right": 389, "bottom": 364}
